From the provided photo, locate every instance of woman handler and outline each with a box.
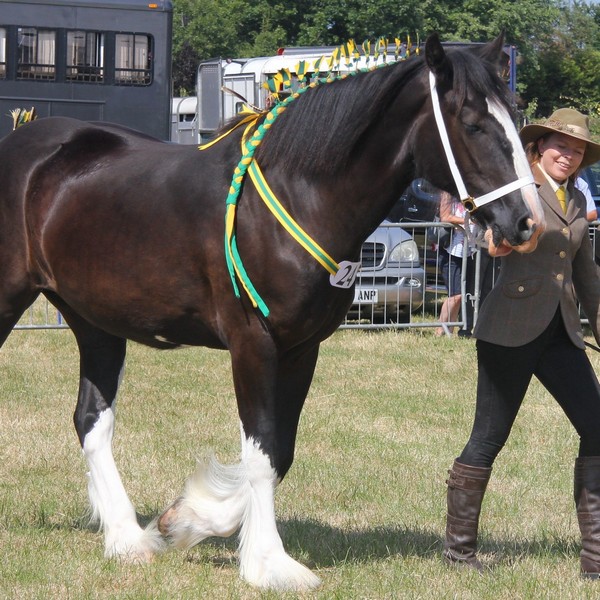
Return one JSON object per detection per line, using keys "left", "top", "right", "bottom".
{"left": 443, "top": 108, "right": 600, "bottom": 577}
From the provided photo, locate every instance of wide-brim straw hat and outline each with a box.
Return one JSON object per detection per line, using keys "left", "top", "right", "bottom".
{"left": 520, "top": 108, "right": 600, "bottom": 169}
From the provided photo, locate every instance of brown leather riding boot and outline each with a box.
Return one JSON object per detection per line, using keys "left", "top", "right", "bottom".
{"left": 444, "top": 459, "right": 492, "bottom": 571}
{"left": 574, "top": 456, "right": 600, "bottom": 579}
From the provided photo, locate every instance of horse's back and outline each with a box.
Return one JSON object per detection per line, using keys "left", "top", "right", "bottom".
{"left": 0, "top": 117, "right": 235, "bottom": 346}
{"left": 0, "top": 116, "right": 222, "bottom": 218}
{"left": 1, "top": 116, "right": 168, "bottom": 171}
{"left": 0, "top": 118, "right": 159, "bottom": 210}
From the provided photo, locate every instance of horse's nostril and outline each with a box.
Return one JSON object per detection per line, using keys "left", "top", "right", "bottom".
{"left": 518, "top": 216, "right": 532, "bottom": 232}
{"left": 518, "top": 217, "right": 534, "bottom": 242}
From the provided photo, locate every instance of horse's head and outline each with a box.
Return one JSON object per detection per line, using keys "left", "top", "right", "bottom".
{"left": 421, "top": 34, "right": 545, "bottom": 257}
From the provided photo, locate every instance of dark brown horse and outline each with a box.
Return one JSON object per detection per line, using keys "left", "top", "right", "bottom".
{"left": 0, "top": 34, "right": 544, "bottom": 590}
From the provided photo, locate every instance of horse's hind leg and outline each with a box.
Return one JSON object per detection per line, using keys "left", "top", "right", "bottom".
{"left": 64, "top": 311, "right": 163, "bottom": 562}
{"left": 159, "top": 341, "right": 321, "bottom": 591}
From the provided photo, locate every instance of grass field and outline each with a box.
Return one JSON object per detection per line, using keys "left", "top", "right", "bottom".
{"left": 2, "top": 326, "right": 600, "bottom": 599}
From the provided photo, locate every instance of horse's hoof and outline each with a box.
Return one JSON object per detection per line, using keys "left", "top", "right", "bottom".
{"left": 117, "top": 548, "right": 155, "bottom": 564}
{"left": 157, "top": 498, "right": 183, "bottom": 537}
{"left": 105, "top": 521, "right": 166, "bottom": 563}
{"left": 241, "top": 551, "right": 322, "bottom": 591}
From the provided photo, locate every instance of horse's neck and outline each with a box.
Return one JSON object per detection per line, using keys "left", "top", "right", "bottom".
{"left": 303, "top": 137, "right": 418, "bottom": 252}
{"left": 279, "top": 164, "right": 413, "bottom": 262}
{"left": 257, "top": 72, "right": 427, "bottom": 252}
{"left": 332, "top": 95, "right": 426, "bottom": 243}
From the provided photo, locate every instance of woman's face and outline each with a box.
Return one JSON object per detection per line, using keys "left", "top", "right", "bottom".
{"left": 537, "top": 132, "right": 586, "bottom": 182}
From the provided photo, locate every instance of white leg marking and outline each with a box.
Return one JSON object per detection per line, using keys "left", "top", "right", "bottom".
{"left": 237, "top": 437, "right": 320, "bottom": 590}
{"left": 84, "top": 408, "right": 164, "bottom": 561}
{"left": 165, "top": 432, "right": 320, "bottom": 591}
{"left": 164, "top": 454, "right": 249, "bottom": 549}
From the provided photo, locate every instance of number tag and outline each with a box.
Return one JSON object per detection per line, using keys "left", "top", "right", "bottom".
{"left": 330, "top": 260, "right": 360, "bottom": 289}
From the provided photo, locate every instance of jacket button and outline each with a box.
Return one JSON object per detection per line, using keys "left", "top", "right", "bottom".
{"left": 518, "top": 285, "right": 525, "bottom": 292}
{"left": 559, "top": 251, "right": 566, "bottom": 258}
{"left": 556, "top": 273, "right": 564, "bottom": 281}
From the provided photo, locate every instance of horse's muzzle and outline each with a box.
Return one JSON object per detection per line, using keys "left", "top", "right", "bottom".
{"left": 485, "top": 218, "right": 545, "bottom": 257}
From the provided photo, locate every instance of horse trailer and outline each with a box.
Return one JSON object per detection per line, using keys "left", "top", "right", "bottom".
{"left": 171, "top": 96, "right": 198, "bottom": 144}
{"left": 0, "top": 0, "right": 173, "bottom": 140}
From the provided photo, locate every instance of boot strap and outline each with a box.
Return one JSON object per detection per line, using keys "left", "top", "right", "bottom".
{"left": 446, "top": 513, "right": 477, "bottom": 528}
{"left": 447, "top": 469, "right": 489, "bottom": 491}
{"left": 577, "top": 511, "right": 600, "bottom": 525}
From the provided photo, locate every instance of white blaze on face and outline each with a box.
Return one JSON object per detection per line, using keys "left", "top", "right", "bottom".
{"left": 486, "top": 98, "right": 545, "bottom": 229}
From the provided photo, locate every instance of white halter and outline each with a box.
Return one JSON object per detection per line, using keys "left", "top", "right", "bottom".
{"left": 428, "top": 70, "right": 534, "bottom": 212}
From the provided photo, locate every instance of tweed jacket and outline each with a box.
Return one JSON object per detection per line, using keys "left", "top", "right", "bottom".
{"left": 473, "top": 164, "right": 600, "bottom": 349}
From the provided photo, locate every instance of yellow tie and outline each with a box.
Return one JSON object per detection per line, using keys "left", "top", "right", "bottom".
{"left": 557, "top": 185, "right": 567, "bottom": 214}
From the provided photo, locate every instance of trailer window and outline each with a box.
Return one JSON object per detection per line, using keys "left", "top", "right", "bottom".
{"left": 67, "top": 31, "right": 104, "bottom": 82}
{"left": 17, "top": 27, "right": 55, "bottom": 80}
{"left": 115, "top": 33, "right": 152, "bottom": 85}
{"left": 0, "top": 28, "right": 6, "bottom": 78}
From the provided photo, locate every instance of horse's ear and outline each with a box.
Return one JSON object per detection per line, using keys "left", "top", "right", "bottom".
{"left": 425, "top": 33, "right": 452, "bottom": 86}
{"left": 474, "top": 32, "right": 508, "bottom": 74}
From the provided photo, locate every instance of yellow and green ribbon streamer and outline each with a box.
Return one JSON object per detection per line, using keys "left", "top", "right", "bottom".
{"left": 208, "top": 35, "right": 419, "bottom": 317}
{"left": 10, "top": 106, "right": 37, "bottom": 130}
{"left": 248, "top": 160, "right": 339, "bottom": 275}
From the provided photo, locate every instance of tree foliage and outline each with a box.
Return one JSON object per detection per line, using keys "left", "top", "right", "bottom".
{"left": 526, "top": 2, "right": 600, "bottom": 125}
{"left": 171, "top": 0, "right": 600, "bottom": 130}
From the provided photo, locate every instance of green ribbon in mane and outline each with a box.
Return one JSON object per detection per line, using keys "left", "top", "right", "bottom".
{"left": 201, "top": 37, "right": 418, "bottom": 317}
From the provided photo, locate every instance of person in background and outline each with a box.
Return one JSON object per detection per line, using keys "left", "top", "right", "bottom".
{"left": 442, "top": 108, "right": 600, "bottom": 578}
{"left": 435, "top": 192, "right": 477, "bottom": 337}
{"left": 576, "top": 176, "right": 598, "bottom": 222}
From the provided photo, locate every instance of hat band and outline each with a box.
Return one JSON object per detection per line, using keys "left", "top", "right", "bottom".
{"left": 545, "top": 119, "right": 589, "bottom": 140}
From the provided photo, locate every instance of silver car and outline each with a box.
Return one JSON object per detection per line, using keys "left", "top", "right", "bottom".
{"left": 350, "top": 221, "right": 425, "bottom": 323}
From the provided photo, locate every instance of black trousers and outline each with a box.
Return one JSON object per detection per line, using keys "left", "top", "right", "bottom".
{"left": 459, "top": 309, "right": 600, "bottom": 468}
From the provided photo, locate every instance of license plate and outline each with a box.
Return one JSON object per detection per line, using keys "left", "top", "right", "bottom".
{"left": 354, "top": 288, "right": 378, "bottom": 304}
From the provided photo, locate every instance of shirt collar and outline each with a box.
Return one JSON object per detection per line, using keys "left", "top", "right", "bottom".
{"left": 537, "top": 163, "right": 569, "bottom": 199}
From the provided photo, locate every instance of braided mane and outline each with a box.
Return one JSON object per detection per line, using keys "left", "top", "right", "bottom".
{"left": 220, "top": 45, "right": 514, "bottom": 178}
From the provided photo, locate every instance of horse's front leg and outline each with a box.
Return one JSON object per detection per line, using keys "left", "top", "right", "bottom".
{"left": 159, "top": 341, "right": 321, "bottom": 591}
{"left": 71, "top": 320, "right": 163, "bottom": 562}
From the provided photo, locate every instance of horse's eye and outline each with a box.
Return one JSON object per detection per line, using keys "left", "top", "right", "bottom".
{"left": 465, "top": 123, "right": 481, "bottom": 134}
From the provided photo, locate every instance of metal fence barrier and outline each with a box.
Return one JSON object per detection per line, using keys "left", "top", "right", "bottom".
{"left": 15, "top": 300, "right": 68, "bottom": 330}
{"left": 13, "top": 221, "right": 600, "bottom": 332}
{"left": 340, "top": 220, "right": 600, "bottom": 332}
{"left": 341, "top": 221, "right": 477, "bottom": 332}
